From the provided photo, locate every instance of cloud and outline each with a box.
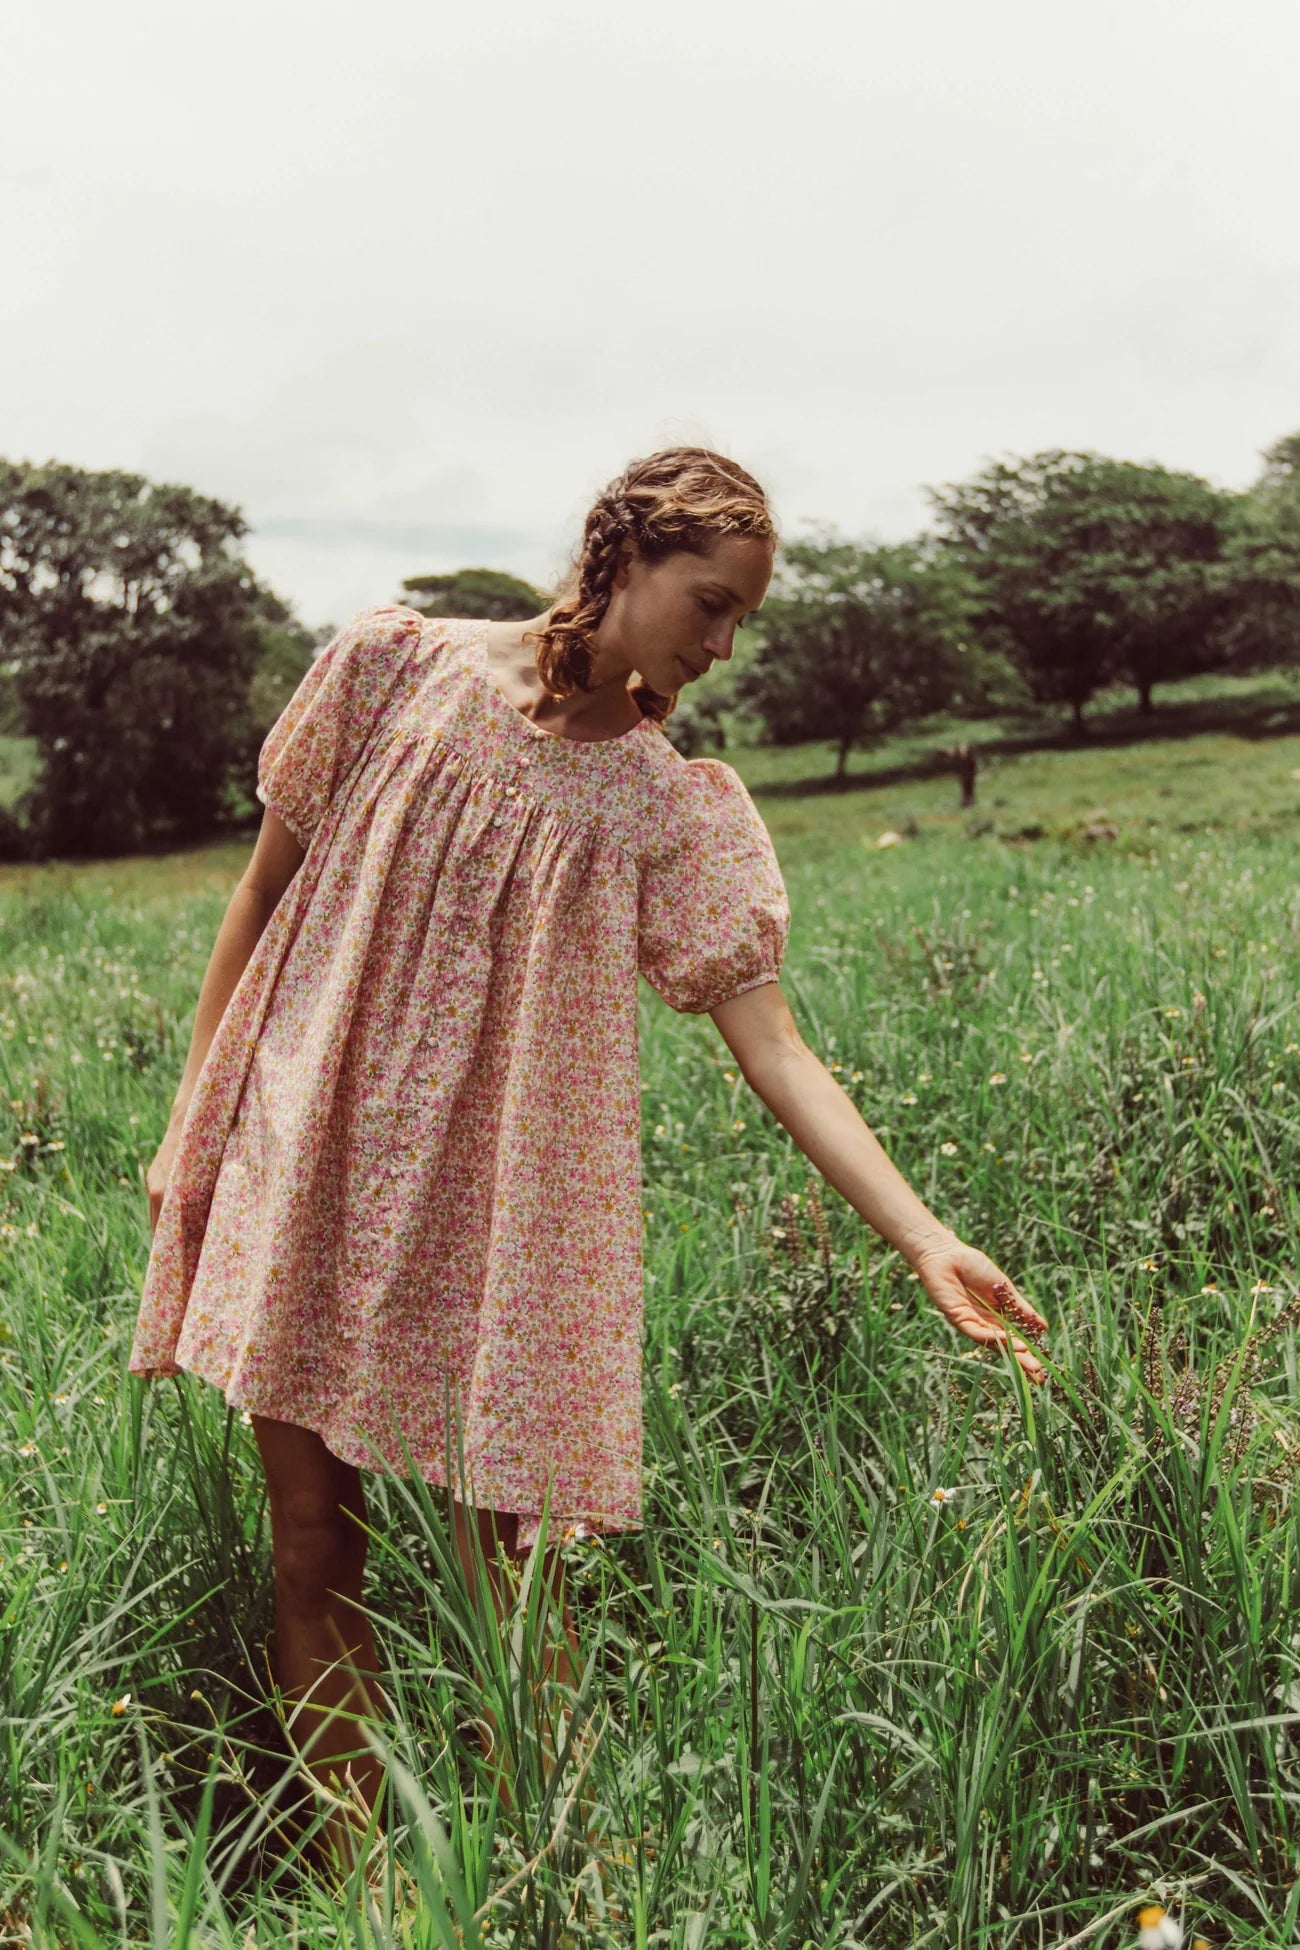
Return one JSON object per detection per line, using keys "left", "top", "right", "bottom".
{"left": 6, "top": 0, "right": 1300, "bottom": 626}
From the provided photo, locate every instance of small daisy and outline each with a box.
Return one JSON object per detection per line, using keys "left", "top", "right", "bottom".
{"left": 940, "top": 1141, "right": 958, "bottom": 1156}
{"left": 110, "top": 1694, "right": 132, "bottom": 1717}
{"left": 930, "top": 1486, "right": 959, "bottom": 1504}
{"left": 1137, "top": 1905, "right": 1184, "bottom": 1950}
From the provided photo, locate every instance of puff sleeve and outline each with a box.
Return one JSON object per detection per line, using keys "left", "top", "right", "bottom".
{"left": 638, "top": 759, "right": 790, "bottom": 1013}
{"left": 255, "top": 604, "right": 424, "bottom": 847}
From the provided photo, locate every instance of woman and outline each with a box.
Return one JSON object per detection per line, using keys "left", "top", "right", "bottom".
{"left": 130, "top": 446, "right": 1047, "bottom": 1880}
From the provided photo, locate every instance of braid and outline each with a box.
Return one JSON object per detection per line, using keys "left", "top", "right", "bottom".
{"left": 525, "top": 447, "right": 775, "bottom": 726}
{"left": 533, "top": 496, "right": 633, "bottom": 695}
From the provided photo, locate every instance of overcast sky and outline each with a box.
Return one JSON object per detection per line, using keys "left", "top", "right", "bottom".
{"left": 5, "top": 0, "right": 1299, "bottom": 630}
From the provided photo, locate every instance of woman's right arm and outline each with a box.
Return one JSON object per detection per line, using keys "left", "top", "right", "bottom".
{"left": 145, "top": 808, "right": 306, "bottom": 1233}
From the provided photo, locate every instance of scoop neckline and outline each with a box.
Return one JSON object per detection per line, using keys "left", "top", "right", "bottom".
{"left": 464, "top": 618, "right": 654, "bottom": 748}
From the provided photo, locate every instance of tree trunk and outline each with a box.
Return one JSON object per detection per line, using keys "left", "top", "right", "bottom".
{"left": 835, "top": 732, "right": 853, "bottom": 781}
{"left": 1137, "top": 679, "right": 1154, "bottom": 715}
{"left": 1070, "top": 696, "right": 1088, "bottom": 738}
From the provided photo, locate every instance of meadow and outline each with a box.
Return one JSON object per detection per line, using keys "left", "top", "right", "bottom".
{"left": 1, "top": 695, "right": 1299, "bottom": 1948}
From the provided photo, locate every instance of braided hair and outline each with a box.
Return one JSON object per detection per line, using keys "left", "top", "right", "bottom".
{"left": 525, "top": 447, "right": 776, "bottom": 725}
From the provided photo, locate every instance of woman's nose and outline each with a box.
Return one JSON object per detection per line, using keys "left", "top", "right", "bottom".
{"left": 703, "top": 625, "right": 736, "bottom": 661}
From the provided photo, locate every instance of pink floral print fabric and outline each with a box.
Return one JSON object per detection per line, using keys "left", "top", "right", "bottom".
{"left": 129, "top": 606, "right": 789, "bottom": 1549}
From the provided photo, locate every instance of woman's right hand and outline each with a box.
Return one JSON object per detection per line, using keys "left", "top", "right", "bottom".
{"left": 145, "top": 1121, "right": 184, "bottom": 1235}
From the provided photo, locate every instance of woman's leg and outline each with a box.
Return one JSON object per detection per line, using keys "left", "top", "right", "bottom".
{"left": 251, "top": 1414, "right": 386, "bottom": 1876}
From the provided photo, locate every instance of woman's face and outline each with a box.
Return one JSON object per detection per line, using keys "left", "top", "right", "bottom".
{"left": 592, "top": 533, "right": 774, "bottom": 695}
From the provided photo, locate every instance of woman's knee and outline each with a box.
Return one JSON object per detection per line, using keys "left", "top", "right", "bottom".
{"left": 272, "top": 1511, "right": 365, "bottom": 1613}
{"left": 251, "top": 1414, "right": 367, "bottom": 1608}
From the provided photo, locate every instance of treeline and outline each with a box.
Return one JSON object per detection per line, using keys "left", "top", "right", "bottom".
{"left": 720, "top": 436, "right": 1300, "bottom": 775}
{"left": 3, "top": 438, "right": 1299, "bottom": 857}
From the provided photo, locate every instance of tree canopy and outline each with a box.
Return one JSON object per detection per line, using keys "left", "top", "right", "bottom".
{"left": 399, "top": 567, "right": 545, "bottom": 621}
{"left": 925, "top": 448, "right": 1300, "bottom": 728}
{"left": 737, "top": 534, "right": 1008, "bottom": 777}
{"left": 926, "top": 451, "right": 1248, "bottom": 726}
{"left": 0, "top": 459, "right": 309, "bottom": 857}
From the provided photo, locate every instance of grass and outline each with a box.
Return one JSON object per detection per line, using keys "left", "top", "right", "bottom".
{"left": 0, "top": 709, "right": 1297, "bottom": 1946}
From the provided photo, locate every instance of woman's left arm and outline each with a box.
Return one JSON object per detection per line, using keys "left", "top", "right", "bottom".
{"left": 710, "top": 981, "right": 1049, "bottom": 1383}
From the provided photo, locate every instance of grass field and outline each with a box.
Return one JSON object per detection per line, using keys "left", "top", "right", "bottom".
{"left": 1, "top": 709, "right": 1298, "bottom": 1947}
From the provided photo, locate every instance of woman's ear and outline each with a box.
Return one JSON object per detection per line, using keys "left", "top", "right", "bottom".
{"left": 612, "top": 540, "right": 637, "bottom": 590}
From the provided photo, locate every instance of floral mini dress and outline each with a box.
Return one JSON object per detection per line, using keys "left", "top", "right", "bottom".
{"left": 128, "top": 605, "right": 790, "bottom": 1550}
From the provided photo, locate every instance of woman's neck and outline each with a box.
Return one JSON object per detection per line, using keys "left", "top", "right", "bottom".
{"left": 482, "top": 614, "right": 644, "bottom": 739}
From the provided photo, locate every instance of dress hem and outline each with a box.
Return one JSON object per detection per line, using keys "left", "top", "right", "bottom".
{"left": 146, "top": 1354, "right": 644, "bottom": 1553}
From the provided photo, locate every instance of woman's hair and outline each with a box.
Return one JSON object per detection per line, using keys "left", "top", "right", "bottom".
{"left": 526, "top": 446, "right": 776, "bottom": 724}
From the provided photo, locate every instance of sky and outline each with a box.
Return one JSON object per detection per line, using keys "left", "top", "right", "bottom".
{"left": 4, "top": 0, "right": 1300, "bottom": 632}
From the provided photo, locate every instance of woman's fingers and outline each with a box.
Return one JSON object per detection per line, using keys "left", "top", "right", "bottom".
{"left": 913, "top": 1242, "right": 1049, "bottom": 1382}
{"left": 952, "top": 1302, "right": 1046, "bottom": 1381}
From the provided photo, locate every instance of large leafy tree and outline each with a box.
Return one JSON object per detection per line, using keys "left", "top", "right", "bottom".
{"left": 927, "top": 451, "right": 1244, "bottom": 727}
{"left": 737, "top": 534, "right": 1002, "bottom": 779}
{"left": 399, "top": 566, "right": 545, "bottom": 620}
{"left": 0, "top": 459, "right": 300, "bottom": 856}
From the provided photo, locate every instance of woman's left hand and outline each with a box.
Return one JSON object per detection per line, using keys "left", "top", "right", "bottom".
{"left": 909, "top": 1236, "right": 1049, "bottom": 1383}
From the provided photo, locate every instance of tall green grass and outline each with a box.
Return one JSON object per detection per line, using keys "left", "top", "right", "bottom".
{"left": 0, "top": 733, "right": 1297, "bottom": 1946}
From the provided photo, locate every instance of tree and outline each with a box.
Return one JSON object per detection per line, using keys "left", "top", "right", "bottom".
{"left": 0, "top": 459, "right": 289, "bottom": 856}
{"left": 1218, "top": 431, "right": 1300, "bottom": 673}
{"left": 241, "top": 594, "right": 315, "bottom": 784}
{"left": 927, "top": 451, "right": 1242, "bottom": 727}
{"left": 736, "top": 534, "right": 1002, "bottom": 779}
{"left": 399, "top": 567, "right": 545, "bottom": 621}
{"left": 1255, "top": 430, "right": 1300, "bottom": 501}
